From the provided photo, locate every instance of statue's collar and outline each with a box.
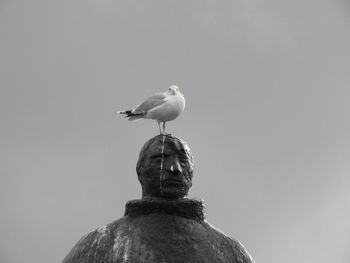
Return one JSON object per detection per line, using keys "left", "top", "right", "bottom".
{"left": 124, "top": 198, "right": 205, "bottom": 221}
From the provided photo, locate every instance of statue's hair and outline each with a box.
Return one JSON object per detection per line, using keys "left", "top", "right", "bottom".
{"left": 136, "top": 135, "right": 194, "bottom": 178}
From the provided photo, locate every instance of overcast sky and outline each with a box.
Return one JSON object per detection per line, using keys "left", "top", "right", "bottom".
{"left": 1, "top": 1, "right": 350, "bottom": 263}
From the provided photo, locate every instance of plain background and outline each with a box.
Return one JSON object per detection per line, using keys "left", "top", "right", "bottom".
{"left": 1, "top": 1, "right": 350, "bottom": 262}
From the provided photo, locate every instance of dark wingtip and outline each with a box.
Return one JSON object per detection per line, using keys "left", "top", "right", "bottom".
{"left": 117, "top": 110, "right": 132, "bottom": 115}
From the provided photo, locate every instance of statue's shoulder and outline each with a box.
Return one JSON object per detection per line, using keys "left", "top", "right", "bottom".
{"left": 62, "top": 217, "right": 127, "bottom": 263}
{"left": 225, "top": 236, "right": 255, "bottom": 263}
{"left": 202, "top": 221, "right": 255, "bottom": 263}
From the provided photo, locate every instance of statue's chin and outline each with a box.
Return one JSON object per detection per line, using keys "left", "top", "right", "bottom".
{"left": 161, "top": 186, "right": 187, "bottom": 199}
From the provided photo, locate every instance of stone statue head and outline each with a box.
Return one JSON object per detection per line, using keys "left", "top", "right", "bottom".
{"left": 136, "top": 134, "right": 194, "bottom": 199}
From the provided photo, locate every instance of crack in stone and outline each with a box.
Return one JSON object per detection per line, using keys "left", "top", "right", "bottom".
{"left": 160, "top": 135, "right": 166, "bottom": 196}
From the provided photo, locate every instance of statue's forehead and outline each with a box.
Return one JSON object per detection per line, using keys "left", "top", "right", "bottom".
{"left": 165, "top": 139, "right": 186, "bottom": 152}
{"left": 147, "top": 139, "right": 187, "bottom": 154}
{"left": 138, "top": 136, "right": 194, "bottom": 172}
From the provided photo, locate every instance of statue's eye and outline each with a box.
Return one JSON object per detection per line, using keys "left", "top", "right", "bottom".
{"left": 151, "top": 154, "right": 167, "bottom": 162}
{"left": 179, "top": 153, "right": 188, "bottom": 161}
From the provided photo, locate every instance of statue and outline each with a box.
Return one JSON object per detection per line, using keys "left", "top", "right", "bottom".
{"left": 62, "top": 134, "right": 254, "bottom": 263}
{"left": 136, "top": 134, "right": 193, "bottom": 199}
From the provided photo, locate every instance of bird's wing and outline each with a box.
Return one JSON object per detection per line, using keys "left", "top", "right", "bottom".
{"left": 134, "top": 93, "right": 167, "bottom": 113}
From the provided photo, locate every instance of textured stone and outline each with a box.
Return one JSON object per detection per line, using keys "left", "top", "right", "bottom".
{"left": 62, "top": 199, "right": 254, "bottom": 263}
{"left": 62, "top": 135, "right": 255, "bottom": 262}
{"left": 137, "top": 134, "right": 194, "bottom": 199}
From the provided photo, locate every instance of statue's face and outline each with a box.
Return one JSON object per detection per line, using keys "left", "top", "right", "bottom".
{"left": 137, "top": 136, "right": 194, "bottom": 199}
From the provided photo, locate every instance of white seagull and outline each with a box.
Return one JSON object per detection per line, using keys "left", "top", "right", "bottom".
{"left": 117, "top": 85, "right": 185, "bottom": 134}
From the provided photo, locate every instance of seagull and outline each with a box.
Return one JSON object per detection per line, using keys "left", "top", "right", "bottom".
{"left": 117, "top": 85, "right": 185, "bottom": 134}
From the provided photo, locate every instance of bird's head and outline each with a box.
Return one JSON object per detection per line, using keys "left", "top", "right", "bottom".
{"left": 167, "top": 85, "right": 180, "bottom": 95}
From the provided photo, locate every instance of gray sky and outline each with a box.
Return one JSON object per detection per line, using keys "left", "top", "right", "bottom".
{"left": 1, "top": 1, "right": 350, "bottom": 262}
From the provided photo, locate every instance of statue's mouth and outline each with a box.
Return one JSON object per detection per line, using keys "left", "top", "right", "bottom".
{"left": 162, "top": 179, "right": 184, "bottom": 187}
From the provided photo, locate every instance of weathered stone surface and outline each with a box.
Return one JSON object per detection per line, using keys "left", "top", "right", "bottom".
{"left": 62, "top": 199, "right": 254, "bottom": 263}
{"left": 137, "top": 134, "right": 194, "bottom": 199}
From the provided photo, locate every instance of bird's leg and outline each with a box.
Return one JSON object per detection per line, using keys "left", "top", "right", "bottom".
{"left": 157, "top": 121, "right": 163, "bottom": 134}
{"left": 162, "top": 122, "right": 166, "bottom": 134}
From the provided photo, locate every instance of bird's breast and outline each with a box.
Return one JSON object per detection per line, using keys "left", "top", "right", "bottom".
{"left": 147, "top": 94, "right": 185, "bottom": 122}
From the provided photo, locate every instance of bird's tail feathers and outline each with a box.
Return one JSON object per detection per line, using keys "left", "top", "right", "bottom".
{"left": 117, "top": 110, "right": 144, "bottom": 121}
{"left": 117, "top": 110, "right": 132, "bottom": 115}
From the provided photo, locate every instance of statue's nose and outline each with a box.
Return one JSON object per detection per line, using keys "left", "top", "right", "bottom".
{"left": 168, "top": 159, "right": 182, "bottom": 175}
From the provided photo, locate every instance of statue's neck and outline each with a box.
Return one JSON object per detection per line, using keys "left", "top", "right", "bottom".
{"left": 124, "top": 198, "right": 205, "bottom": 221}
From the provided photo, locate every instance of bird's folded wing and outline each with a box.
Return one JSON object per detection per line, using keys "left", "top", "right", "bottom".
{"left": 134, "top": 93, "right": 166, "bottom": 113}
